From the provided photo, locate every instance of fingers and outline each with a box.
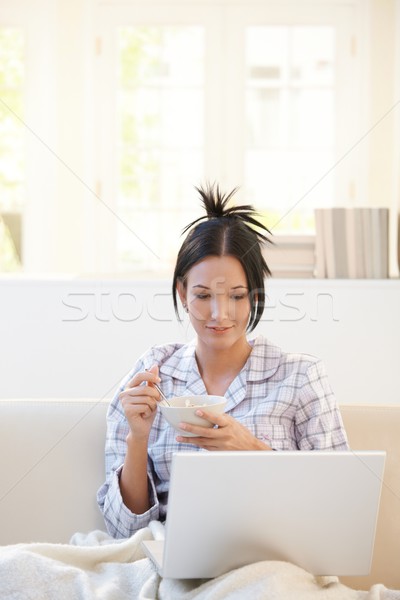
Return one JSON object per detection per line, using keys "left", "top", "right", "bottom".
{"left": 193, "top": 409, "right": 227, "bottom": 427}
{"left": 120, "top": 391, "right": 158, "bottom": 415}
{"left": 128, "top": 402, "right": 157, "bottom": 419}
{"left": 177, "top": 424, "right": 217, "bottom": 439}
{"left": 177, "top": 409, "right": 228, "bottom": 435}
{"left": 120, "top": 392, "right": 159, "bottom": 424}
{"left": 177, "top": 417, "right": 273, "bottom": 451}
{"left": 126, "top": 366, "right": 161, "bottom": 389}
{"left": 119, "top": 365, "right": 162, "bottom": 417}
{"left": 176, "top": 413, "right": 230, "bottom": 439}
{"left": 175, "top": 414, "right": 243, "bottom": 450}
{"left": 119, "top": 385, "right": 159, "bottom": 402}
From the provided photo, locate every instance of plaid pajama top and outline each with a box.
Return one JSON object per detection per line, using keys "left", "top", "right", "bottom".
{"left": 97, "top": 335, "right": 349, "bottom": 538}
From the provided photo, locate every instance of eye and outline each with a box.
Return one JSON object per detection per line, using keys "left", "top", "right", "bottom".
{"left": 195, "top": 293, "right": 211, "bottom": 300}
{"left": 231, "top": 293, "right": 247, "bottom": 301}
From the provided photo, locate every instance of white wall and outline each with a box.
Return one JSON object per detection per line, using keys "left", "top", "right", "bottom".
{"left": 1, "top": 278, "right": 399, "bottom": 405}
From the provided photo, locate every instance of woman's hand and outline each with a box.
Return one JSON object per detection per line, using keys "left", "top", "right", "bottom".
{"left": 119, "top": 364, "right": 161, "bottom": 441}
{"left": 176, "top": 410, "right": 272, "bottom": 451}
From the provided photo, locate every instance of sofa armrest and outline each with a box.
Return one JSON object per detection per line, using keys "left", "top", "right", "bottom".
{"left": 339, "top": 405, "right": 400, "bottom": 590}
{"left": 0, "top": 399, "right": 108, "bottom": 544}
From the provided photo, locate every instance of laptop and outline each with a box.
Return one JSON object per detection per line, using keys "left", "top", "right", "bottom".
{"left": 142, "top": 450, "right": 385, "bottom": 579}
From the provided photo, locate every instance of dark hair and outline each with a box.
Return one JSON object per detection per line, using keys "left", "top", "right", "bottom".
{"left": 172, "top": 183, "right": 272, "bottom": 332}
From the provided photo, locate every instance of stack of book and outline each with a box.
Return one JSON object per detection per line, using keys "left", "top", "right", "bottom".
{"left": 314, "top": 207, "right": 389, "bottom": 278}
{"left": 264, "top": 235, "right": 316, "bottom": 278}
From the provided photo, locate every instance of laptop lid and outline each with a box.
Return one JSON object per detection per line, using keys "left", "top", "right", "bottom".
{"left": 142, "top": 450, "right": 385, "bottom": 579}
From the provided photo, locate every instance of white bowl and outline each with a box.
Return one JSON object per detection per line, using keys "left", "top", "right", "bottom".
{"left": 159, "top": 395, "right": 227, "bottom": 437}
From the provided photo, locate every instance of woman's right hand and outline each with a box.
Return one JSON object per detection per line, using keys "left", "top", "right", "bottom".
{"left": 119, "top": 364, "right": 161, "bottom": 441}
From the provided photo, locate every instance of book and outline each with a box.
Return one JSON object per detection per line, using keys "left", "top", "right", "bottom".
{"left": 345, "top": 208, "right": 358, "bottom": 278}
{"left": 322, "top": 208, "right": 335, "bottom": 278}
{"left": 380, "top": 208, "right": 389, "bottom": 278}
{"left": 313, "top": 207, "right": 389, "bottom": 279}
{"left": 360, "top": 207, "right": 389, "bottom": 278}
{"left": 361, "top": 208, "right": 374, "bottom": 278}
{"left": 314, "top": 209, "right": 326, "bottom": 278}
{"left": 264, "top": 235, "right": 315, "bottom": 278}
{"left": 332, "top": 208, "right": 348, "bottom": 278}
{"left": 353, "top": 208, "right": 366, "bottom": 278}
{"left": 371, "top": 208, "right": 382, "bottom": 278}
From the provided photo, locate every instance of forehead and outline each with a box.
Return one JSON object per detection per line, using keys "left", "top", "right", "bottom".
{"left": 186, "top": 255, "right": 247, "bottom": 286}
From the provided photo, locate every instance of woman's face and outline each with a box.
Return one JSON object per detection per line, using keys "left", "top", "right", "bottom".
{"left": 178, "top": 255, "right": 252, "bottom": 351}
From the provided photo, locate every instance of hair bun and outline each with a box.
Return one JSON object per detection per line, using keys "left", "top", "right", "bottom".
{"left": 182, "top": 183, "right": 272, "bottom": 244}
{"left": 197, "top": 183, "right": 237, "bottom": 219}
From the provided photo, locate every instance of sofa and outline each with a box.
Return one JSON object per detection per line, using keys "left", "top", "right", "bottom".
{"left": 0, "top": 399, "right": 399, "bottom": 591}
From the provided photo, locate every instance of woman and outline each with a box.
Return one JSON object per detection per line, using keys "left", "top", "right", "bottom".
{"left": 97, "top": 184, "right": 349, "bottom": 539}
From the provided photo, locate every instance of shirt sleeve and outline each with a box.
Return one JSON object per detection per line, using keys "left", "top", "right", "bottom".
{"left": 96, "top": 359, "right": 160, "bottom": 538}
{"left": 294, "top": 360, "right": 349, "bottom": 450}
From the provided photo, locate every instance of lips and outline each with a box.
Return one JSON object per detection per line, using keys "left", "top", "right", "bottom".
{"left": 206, "top": 326, "right": 233, "bottom": 333}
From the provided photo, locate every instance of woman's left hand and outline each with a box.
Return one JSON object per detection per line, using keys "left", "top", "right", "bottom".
{"left": 176, "top": 410, "right": 272, "bottom": 451}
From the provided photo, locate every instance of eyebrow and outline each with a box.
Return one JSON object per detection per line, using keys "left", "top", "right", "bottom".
{"left": 192, "top": 285, "right": 248, "bottom": 290}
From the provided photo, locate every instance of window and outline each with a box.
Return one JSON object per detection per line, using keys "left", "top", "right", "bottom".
{"left": 93, "top": 1, "right": 359, "bottom": 274}
{"left": 245, "top": 26, "right": 336, "bottom": 232}
{"left": 0, "top": 27, "right": 25, "bottom": 270}
{"left": 116, "top": 26, "right": 205, "bottom": 270}
{"left": 4, "top": 1, "right": 393, "bottom": 277}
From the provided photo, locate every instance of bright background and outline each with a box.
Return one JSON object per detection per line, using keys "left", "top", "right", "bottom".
{"left": 0, "top": 0, "right": 399, "bottom": 277}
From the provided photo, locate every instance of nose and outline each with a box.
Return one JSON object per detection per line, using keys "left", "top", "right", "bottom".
{"left": 210, "top": 296, "right": 229, "bottom": 322}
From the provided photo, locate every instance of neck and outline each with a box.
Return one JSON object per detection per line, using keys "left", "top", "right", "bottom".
{"left": 195, "top": 336, "right": 252, "bottom": 392}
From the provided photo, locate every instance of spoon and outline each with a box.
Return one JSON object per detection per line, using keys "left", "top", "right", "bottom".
{"left": 145, "top": 369, "right": 171, "bottom": 406}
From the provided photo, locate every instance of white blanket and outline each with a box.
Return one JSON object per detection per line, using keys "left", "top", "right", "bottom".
{"left": 1, "top": 524, "right": 399, "bottom": 600}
